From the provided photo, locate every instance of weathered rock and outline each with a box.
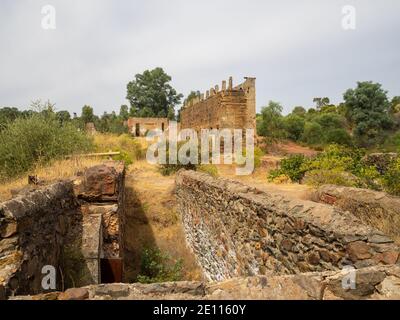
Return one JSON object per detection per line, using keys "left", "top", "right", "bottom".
{"left": 74, "top": 162, "right": 125, "bottom": 202}
{"left": 58, "top": 288, "right": 88, "bottom": 300}
{"left": 347, "top": 242, "right": 372, "bottom": 262}
{"left": 0, "top": 221, "right": 17, "bottom": 238}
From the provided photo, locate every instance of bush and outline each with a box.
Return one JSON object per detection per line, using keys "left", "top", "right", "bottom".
{"left": 302, "top": 169, "right": 360, "bottom": 187}
{"left": 324, "top": 128, "right": 353, "bottom": 146}
{"left": 0, "top": 113, "right": 93, "bottom": 181}
{"left": 137, "top": 247, "right": 183, "bottom": 284}
{"left": 283, "top": 115, "right": 305, "bottom": 141}
{"left": 269, "top": 154, "right": 307, "bottom": 183}
{"left": 197, "top": 164, "right": 219, "bottom": 177}
{"left": 301, "top": 122, "right": 324, "bottom": 145}
{"left": 239, "top": 146, "right": 265, "bottom": 170}
{"left": 382, "top": 157, "right": 400, "bottom": 195}
{"left": 94, "top": 133, "right": 145, "bottom": 165}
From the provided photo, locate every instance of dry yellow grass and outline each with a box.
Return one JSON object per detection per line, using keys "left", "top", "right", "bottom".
{"left": 123, "top": 160, "right": 204, "bottom": 282}
{"left": 0, "top": 157, "right": 104, "bottom": 202}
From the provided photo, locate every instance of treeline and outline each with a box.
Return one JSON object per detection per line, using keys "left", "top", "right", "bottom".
{"left": 257, "top": 81, "right": 400, "bottom": 150}
{"left": 0, "top": 102, "right": 130, "bottom": 135}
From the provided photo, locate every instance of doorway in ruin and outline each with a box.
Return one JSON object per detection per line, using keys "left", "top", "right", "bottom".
{"left": 135, "top": 123, "right": 140, "bottom": 136}
{"left": 101, "top": 258, "right": 123, "bottom": 283}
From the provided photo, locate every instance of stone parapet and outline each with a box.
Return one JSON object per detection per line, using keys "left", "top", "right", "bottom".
{"left": 175, "top": 171, "right": 400, "bottom": 281}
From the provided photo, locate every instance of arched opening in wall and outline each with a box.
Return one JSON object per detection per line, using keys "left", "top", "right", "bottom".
{"left": 162, "top": 123, "right": 165, "bottom": 131}
{"left": 135, "top": 123, "right": 140, "bottom": 136}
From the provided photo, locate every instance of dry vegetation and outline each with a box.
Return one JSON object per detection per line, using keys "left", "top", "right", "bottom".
{"left": 0, "top": 157, "right": 104, "bottom": 202}
{"left": 123, "top": 160, "right": 204, "bottom": 282}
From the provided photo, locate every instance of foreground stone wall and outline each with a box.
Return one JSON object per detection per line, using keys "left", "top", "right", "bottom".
{"left": 0, "top": 181, "right": 79, "bottom": 298}
{"left": 10, "top": 265, "right": 400, "bottom": 300}
{"left": 0, "top": 161, "right": 126, "bottom": 299}
{"left": 176, "top": 171, "right": 400, "bottom": 282}
{"left": 312, "top": 185, "right": 400, "bottom": 243}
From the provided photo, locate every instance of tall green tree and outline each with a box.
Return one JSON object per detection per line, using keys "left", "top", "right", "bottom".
{"left": 119, "top": 105, "right": 129, "bottom": 121}
{"left": 126, "top": 68, "right": 183, "bottom": 118}
{"left": 56, "top": 110, "right": 71, "bottom": 124}
{"left": 81, "top": 105, "right": 95, "bottom": 124}
{"left": 257, "top": 101, "right": 286, "bottom": 139}
{"left": 313, "top": 97, "right": 330, "bottom": 110}
{"left": 343, "top": 81, "right": 393, "bottom": 146}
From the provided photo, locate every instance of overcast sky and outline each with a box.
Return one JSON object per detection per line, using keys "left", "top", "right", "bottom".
{"left": 1, "top": 0, "right": 399, "bottom": 115}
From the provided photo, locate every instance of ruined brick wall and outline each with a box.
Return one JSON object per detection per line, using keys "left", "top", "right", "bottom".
{"left": 180, "top": 77, "right": 256, "bottom": 132}
{"left": 175, "top": 171, "right": 400, "bottom": 282}
{"left": 127, "top": 117, "right": 168, "bottom": 136}
{"left": 0, "top": 181, "right": 79, "bottom": 298}
{"left": 0, "top": 161, "right": 126, "bottom": 299}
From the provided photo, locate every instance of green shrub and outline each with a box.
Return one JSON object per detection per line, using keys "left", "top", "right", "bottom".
{"left": 269, "top": 154, "right": 307, "bottom": 183}
{"left": 239, "top": 146, "right": 265, "bottom": 170}
{"left": 382, "top": 157, "right": 400, "bottom": 195}
{"left": 283, "top": 115, "right": 305, "bottom": 141}
{"left": 324, "top": 128, "right": 353, "bottom": 146}
{"left": 94, "top": 133, "right": 145, "bottom": 163}
{"left": 301, "top": 122, "right": 324, "bottom": 145}
{"left": 197, "top": 164, "right": 219, "bottom": 177}
{"left": 137, "top": 247, "right": 183, "bottom": 284}
{"left": 305, "top": 144, "right": 363, "bottom": 173}
{"left": 302, "top": 169, "right": 359, "bottom": 187}
{"left": 0, "top": 113, "right": 93, "bottom": 181}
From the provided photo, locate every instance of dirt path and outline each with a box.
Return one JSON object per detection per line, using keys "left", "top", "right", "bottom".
{"left": 123, "top": 161, "right": 203, "bottom": 282}
{"left": 216, "top": 164, "right": 314, "bottom": 201}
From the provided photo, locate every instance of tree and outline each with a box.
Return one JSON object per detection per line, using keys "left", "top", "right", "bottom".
{"left": 324, "top": 128, "right": 353, "bottom": 146}
{"left": 314, "top": 113, "right": 346, "bottom": 130}
{"left": 301, "top": 122, "right": 324, "bottom": 145}
{"left": 0, "top": 107, "right": 21, "bottom": 129}
{"left": 119, "top": 105, "right": 129, "bottom": 121}
{"left": 81, "top": 105, "right": 95, "bottom": 124}
{"left": 313, "top": 97, "right": 330, "bottom": 110}
{"left": 257, "top": 101, "right": 286, "bottom": 139}
{"left": 167, "top": 106, "right": 176, "bottom": 121}
{"left": 126, "top": 68, "right": 183, "bottom": 118}
{"left": 56, "top": 110, "right": 71, "bottom": 124}
{"left": 291, "top": 106, "right": 306, "bottom": 117}
{"left": 343, "top": 82, "right": 393, "bottom": 146}
{"left": 283, "top": 115, "right": 305, "bottom": 141}
{"left": 391, "top": 96, "right": 400, "bottom": 113}
{"left": 183, "top": 91, "right": 201, "bottom": 105}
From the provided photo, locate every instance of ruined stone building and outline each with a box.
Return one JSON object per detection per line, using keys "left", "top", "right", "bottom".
{"left": 127, "top": 117, "right": 169, "bottom": 137}
{"left": 180, "top": 77, "right": 256, "bottom": 132}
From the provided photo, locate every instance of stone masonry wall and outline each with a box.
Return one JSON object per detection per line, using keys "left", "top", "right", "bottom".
{"left": 0, "top": 181, "right": 79, "bottom": 298}
{"left": 175, "top": 171, "right": 400, "bottom": 282}
{"left": 180, "top": 77, "right": 256, "bottom": 132}
{"left": 0, "top": 161, "right": 126, "bottom": 299}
